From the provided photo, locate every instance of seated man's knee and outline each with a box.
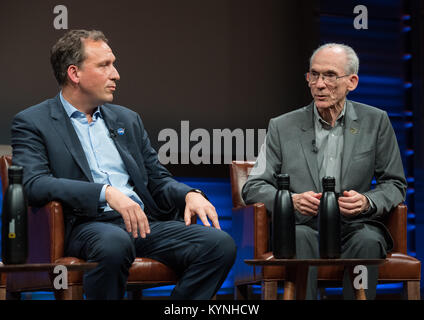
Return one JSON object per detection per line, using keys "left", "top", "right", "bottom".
{"left": 295, "top": 225, "right": 319, "bottom": 258}
{"left": 296, "top": 225, "right": 317, "bottom": 242}
{"left": 204, "top": 229, "right": 237, "bottom": 266}
{"left": 93, "top": 230, "right": 135, "bottom": 268}
{"left": 344, "top": 228, "right": 386, "bottom": 258}
{"left": 215, "top": 230, "right": 237, "bottom": 264}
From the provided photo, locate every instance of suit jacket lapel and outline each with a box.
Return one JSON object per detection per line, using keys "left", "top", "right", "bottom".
{"left": 100, "top": 106, "right": 153, "bottom": 205}
{"left": 100, "top": 106, "right": 144, "bottom": 182}
{"left": 341, "top": 100, "right": 359, "bottom": 185}
{"left": 49, "top": 95, "right": 94, "bottom": 182}
{"left": 299, "top": 103, "right": 320, "bottom": 191}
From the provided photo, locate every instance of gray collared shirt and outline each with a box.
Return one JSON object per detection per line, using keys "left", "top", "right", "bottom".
{"left": 314, "top": 103, "right": 346, "bottom": 193}
{"left": 313, "top": 102, "right": 375, "bottom": 212}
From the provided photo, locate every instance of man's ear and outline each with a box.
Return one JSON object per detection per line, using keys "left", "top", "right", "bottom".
{"left": 66, "top": 65, "right": 80, "bottom": 85}
{"left": 347, "top": 74, "right": 359, "bottom": 92}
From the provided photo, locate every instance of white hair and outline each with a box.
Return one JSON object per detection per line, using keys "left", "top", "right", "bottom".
{"left": 309, "top": 43, "right": 360, "bottom": 75}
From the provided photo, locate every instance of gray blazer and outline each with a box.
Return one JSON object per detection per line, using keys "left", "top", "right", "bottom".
{"left": 242, "top": 100, "right": 407, "bottom": 238}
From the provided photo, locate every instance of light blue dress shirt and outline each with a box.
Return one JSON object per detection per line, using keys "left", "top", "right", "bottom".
{"left": 59, "top": 92, "right": 144, "bottom": 212}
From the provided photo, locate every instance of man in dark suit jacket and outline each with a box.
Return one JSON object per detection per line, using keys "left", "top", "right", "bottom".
{"left": 242, "top": 43, "right": 407, "bottom": 299}
{"left": 11, "top": 29, "right": 236, "bottom": 299}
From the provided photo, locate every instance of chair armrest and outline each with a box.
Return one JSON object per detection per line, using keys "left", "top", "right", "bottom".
{"left": 382, "top": 204, "right": 407, "bottom": 254}
{"left": 232, "top": 203, "right": 268, "bottom": 260}
{"left": 232, "top": 203, "right": 268, "bottom": 284}
{"left": 28, "top": 201, "right": 65, "bottom": 263}
{"left": 0, "top": 262, "right": 6, "bottom": 286}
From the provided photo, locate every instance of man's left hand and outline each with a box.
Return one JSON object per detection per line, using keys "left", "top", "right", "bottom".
{"left": 338, "top": 190, "right": 370, "bottom": 217}
{"left": 184, "top": 192, "right": 221, "bottom": 229}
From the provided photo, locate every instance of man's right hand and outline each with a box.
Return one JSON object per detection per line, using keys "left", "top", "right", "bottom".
{"left": 292, "top": 191, "right": 322, "bottom": 216}
{"left": 105, "top": 186, "right": 150, "bottom": 238}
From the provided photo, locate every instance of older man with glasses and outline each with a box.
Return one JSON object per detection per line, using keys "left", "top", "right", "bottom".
{"left": 242, "top": 43, "right": 407, "bottom": 299}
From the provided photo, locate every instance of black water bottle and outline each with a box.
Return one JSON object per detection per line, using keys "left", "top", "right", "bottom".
{"left": 318, "top": 176, "right": 341, "bottom": 258}
{"left": 1, "top": 165, "right": 28, "bottom": 264}
{"left": 272, "top": 173, "right": 296, "bottom": 259}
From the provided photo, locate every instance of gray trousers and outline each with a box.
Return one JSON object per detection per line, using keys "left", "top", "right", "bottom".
{"left": 296, "top": 222, "right": 389, "bottom": 300}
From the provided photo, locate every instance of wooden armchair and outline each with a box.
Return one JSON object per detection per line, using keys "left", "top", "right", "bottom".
{"left": 0, "top": 155, "right": 194, "bottom": 300}
{"left": 230, "top": 160, "right": 421, "bottom": 300}
{"left": 0, "top": 264, "right": 5, "bottom": 299}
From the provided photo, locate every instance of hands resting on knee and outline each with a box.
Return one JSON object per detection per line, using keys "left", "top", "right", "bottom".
{"left": 184, "top": 192, "right": 221, "bottom": 229}
{"left": 105, "top": 186, "right": 222, "bottom": 239}
{"left": 105, "top": 185, "right": 150, "bottom": 238}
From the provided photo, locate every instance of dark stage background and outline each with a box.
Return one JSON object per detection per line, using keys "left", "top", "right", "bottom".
{"left": 0, "top": 0, "right": 317, "bottom": 177}
{"left": 0, "top": 0, "right": 423, "bottom": 299}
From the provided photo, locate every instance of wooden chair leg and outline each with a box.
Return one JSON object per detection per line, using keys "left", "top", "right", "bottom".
{"left": 318, "top": 287, "right": 328, "bottom": 300}
{"left": 347, "top": 266, "right": 366, "bottom": 300}
{"left": 234, "top": 284, "right": 249, "bottom": 300}
{"left": 0, "top": 273, "right": 5, "bottom": 300}
{"left": 127, "top": 289, "right": 143, "bottom": 300}
{"left": 6, "top": 291, "right": 21, "bottom": 300}
{"left": 54, "top": 284, "right": 84, "bottom": 300}
{"left": 404, "top": 280, "right": 420, "bottom": 300}
{"left": 261, "top": 281, "right": 278, "bottom": 300}
{"left": 283, "top": 281, "right": 295, "bottom": 300}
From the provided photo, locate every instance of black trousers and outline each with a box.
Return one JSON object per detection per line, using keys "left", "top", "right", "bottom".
{"left": 296, "top": 222, "right": 389, "bottom": 300}
{"left": 66, "top": 213, "right": 237, "bottom": 299}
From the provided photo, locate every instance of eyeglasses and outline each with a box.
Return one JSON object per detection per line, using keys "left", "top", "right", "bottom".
{"left": 305, "top": 71, "right": 350, "bottom": 85}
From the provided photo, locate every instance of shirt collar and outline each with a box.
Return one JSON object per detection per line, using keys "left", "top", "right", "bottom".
{"left": 313, "top": 101, "right": 346, "bottom": 129}
{"left": 59, "top": 91, "right": 103, "bottom": 120}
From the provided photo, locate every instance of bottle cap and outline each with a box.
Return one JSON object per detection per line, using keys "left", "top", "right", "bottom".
{"left": 8, "top": 165, "right": 23, "bottom": 183}
{"left": 322, "top": 176, "right": 336, "bottom": 191}
{"left": 275, "top": 173, "right": 290, "bottom": 190}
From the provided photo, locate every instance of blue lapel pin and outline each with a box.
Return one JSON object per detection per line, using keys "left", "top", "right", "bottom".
{"left": 117, "top": 128, "right": 125, "bottom": 136}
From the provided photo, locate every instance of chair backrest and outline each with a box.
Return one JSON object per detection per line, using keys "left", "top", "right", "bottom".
{"left": 0, "top": 157, "right": 9, "bottom": 289}
{"left": 0, "top": 155, "right": 12, "bottom": 196}
{"left": 1, "top": 154, "right": 66, "bottom": 263}
{"left": 229, "top": 160, "right": 255, "bottom": 208}
{"left": 229, "top": 160, "right": 408, "bottom": 254}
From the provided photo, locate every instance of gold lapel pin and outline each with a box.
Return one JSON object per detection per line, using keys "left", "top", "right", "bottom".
{"left": 350, "top": 127, "right": 358, "bottom": 134}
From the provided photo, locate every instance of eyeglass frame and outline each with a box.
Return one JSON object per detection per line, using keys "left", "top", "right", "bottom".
{"left": 305, "top": 71, "right": 351, "bottom": 85}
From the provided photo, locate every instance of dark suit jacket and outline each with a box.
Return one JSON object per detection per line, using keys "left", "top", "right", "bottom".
{"left": 242, "top": 100, "right": 408, "bottom": 250}
{"left": 11, "top": 94, "right": 192, "bottom": 245}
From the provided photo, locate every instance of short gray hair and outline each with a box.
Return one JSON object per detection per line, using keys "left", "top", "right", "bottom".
{"left": 50, "top": 29, "right": 108, "bottom": 85}
{"left": 309, "top": 43, "right": 359, "bottom": 75}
